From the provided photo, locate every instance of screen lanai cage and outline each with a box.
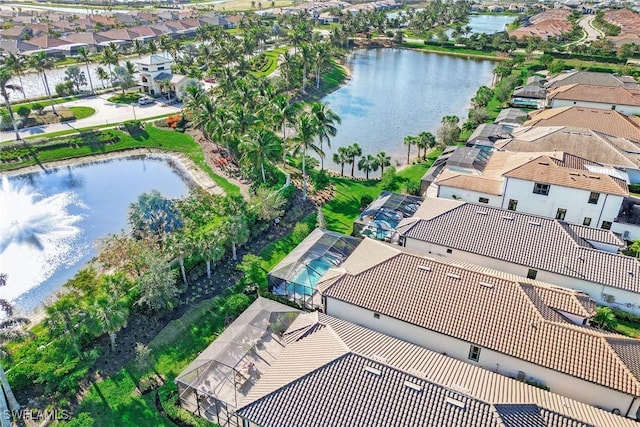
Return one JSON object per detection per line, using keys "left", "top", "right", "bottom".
{"left": 268, "top": 228, "right": 361, "bottom": 309}
{"left": 175, "top": 297, "right": 300, "bottom": 426}
{"left": 353, "top": 191, "right": 423, "bottom": 243}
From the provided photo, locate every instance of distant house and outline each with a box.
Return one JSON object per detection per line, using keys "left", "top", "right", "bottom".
{"left": 545, "top": 70, "right": 640, "bottom": 90}
{"left": 547, "top": 84, "right": 640, "bottom": 115}
{"left": 396, "top": 198, "right": 640, "bottom": 312}
{"left": 319, "top": 238, "right": 640, "bottom": 419}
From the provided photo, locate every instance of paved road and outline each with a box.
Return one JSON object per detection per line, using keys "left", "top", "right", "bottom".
{"left": 566, "top": 15, "right": 605, "bottom": 48}
{"left": 0, "top": 94, "right": 182, "bottom": 143}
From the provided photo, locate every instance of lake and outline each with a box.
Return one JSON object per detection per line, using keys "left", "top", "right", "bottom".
{"left": 320, "top": 48, "right": 496, "bottom": 175}
{"left": 0, "top": 155, "right": 191, "bottom": 313}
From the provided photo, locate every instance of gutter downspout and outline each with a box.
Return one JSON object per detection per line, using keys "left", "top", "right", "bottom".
{"left": 595, "top": 193, "right": 608, "bottom": 229}
{"left": 625, "top": 395, "right": 638, "bottom": 418}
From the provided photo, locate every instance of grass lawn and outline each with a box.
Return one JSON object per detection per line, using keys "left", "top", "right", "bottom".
{"left": 615, "top": 320, "right": 640, "bottom": 338}
{"left": 1, "top": 96, "right": 80, "bottom": 116}
{"left": 258, "top": 214, "right": 318, "bottom": 270}
{"left": 401, "top": 42, "right": 499, "bottom": 60}
{"left": 70, "top": 106, "right": 96, "bottom": 120}
{"left": 252, "top": 46, "right": 290, "bottom": 77}
{"left": 320, "top": 60, "right": 347, "bottom": 94}
{"left": 108, "top": 93, "right": 143, "bottom": 105}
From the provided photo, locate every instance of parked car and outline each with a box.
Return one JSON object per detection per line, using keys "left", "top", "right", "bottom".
{"left": 138, "top": 96, "right": 155, "bottom": 106}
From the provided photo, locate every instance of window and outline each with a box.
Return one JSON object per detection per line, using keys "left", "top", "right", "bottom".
{"left": 157, "top": 66, "right": 165, "bottom": 70}
{"left": 555, "top": 208, "right": 566, "bottom": 220}
{"left": 468, "top": 345, "right": 481, "bottom": 362}
{"left": 527, "top": 269, "right": 537, "bottom": 279}
{"left": 533, "top": 183, "right": 550, "bottom": 195}
{"left": 478, "top": 197, "right": 489, "bottom": 204}
{"left": 601, "top": 221, "right": 612, "bottom": 230}
{"left": 142, "top": 67, "right": 148, "bottom": 71}
{"left": 373, "top": 313, "right": 380, "bottom": 319}
{"left": 508, "top": 199, "right": 518, "bottom": 211}
{"left": 588, "top": 192, "right": 600, "bottom": 204}
{"left": 446, "top": 248, "right": 453, "bottom": 254}
{"left": 583, "top": 217, "right": 592, "bottom": 226}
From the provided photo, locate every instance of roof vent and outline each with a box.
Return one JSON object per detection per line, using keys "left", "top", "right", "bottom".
{"left": 364, "top": 366, "right": 381, "bottom": 376}
{"left": 538, "top": 162, "right": 550, "bottom": 166}
{"left": 629, "top": 270, "right": 635, "bottom": 277}
{"left": 479, "top": 281, "right": 494, "bottom": 289}
{"left": 404, "top": 381, "right": 423, "bottom": 392}
{"left": 447, "top": 273, "right": 461, "bottom": 280}
{"left": 476, "top": 210, "right": 488, "bottom": 215}
{"left": 502, "top": 215, "right": 514, "bottom": 221}
{"left": 417, "top": 265, "right": 432, "bottom": 272}
{"left": 528, "top": 221, "right": 541, "bottom": 226}
{"left": 445, "top": 397, "right": 466, "bottom": 410}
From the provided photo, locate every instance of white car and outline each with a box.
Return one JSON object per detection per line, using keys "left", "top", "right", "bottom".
{"left": 138, "top": 96, "right": 155, "bottom": 106}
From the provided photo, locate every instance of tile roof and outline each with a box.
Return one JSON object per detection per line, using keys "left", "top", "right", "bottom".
{"left": 545, "top": 71, "right": 640, "bottom": 90}
{"left": 236, "top": 312, "right": 639, "bottom": 427}
{"left": 321, "top": 240, "right": 640, "bottom": 396}
{"left": 525, "top": 107, "right": 640, "bottom": 142}
{"left": 399, "top": 200, "right": 639, "bottom": 294}
{"left": 503, "top": 155, "right": 628, "bottom": 196}
{"left": 436, "top": 173, "right": 504, "bottom": 195}
{"left": 548, "top": 84, "right": 640, "bottom": 106}
{"left": 494, "top": 126, "right": 640, "bottom": 169}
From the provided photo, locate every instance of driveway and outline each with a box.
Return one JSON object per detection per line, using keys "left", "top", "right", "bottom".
{"left": 0, "top": 93, "right": 182, "bottom": 143}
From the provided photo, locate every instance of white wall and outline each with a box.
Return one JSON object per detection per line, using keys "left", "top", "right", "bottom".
{"left": 550, "top": 98, "right": 640, "bottom": 116}
{"left": 437, "top": 184, "right": 502, "bottom": 206}
{"left": 324, "top": 297, "right": 638, "bottom": 416}
{"left": 500, "top": 177, "right": 623, "bottom": 228}
{"left": 612, "top": 221, "right": 640, "bottom": 241}
{"left": 403, "top": 238, "right": 640, "bottom": 315}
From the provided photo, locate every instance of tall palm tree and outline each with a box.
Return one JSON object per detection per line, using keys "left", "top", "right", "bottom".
{"left": 28, "top": 52, "right": 57, "bottom": 115}
{"left": 96, "top": 67, "right": 109, "bottom": 89}
{"left": 0, "top": 66, "right": 23, "bottom": 141}
{"left": 291, "top": 112, "right": 321, "bottom": 201}
{"left": 313, "top": 42, "right": 332, "bottom": 89}
{"left": 133, "top": 39, "right": 146, "bottom": 57}
{"left": 358, "top": 154, "right": 379, "bottom": 179}
{"left": 376, "top": 151, "right": 391, "bottom": 175}
{"left": 90, "top": 293, "right": 128, "bottom": 351}
{"left": 99, "top": 44, "right": 118, "bottom": 76}
{"left": 310, "top": 101, "right": 341, "bottom": 171}
{"left": 333, "top": 146, "right": 349, "bottom": 177}
{"left": 403, "top": 135, "right": 415, "bottom": 165}
{"left": 195, "top": 229, "right": 225, "bottom": 279}
{"left": 346, "top": 142, "right": 362, "bottom": 178}
{"left": 239, "top": 127, "right": 283, "bottom": 184}
{"left": 0, "top": 273, "right": 29, "bottom": 418}
{"left": 77, "top": 47, "right": 95, "bottom": 94}
{"left": 3, "top": 53, "right": 26, "bottom": 99}
{"left": 418, "top": 131, "right": 436, "bottom": 159}
{"left": 221, "top": 214, "right": 250, "bottom": 261}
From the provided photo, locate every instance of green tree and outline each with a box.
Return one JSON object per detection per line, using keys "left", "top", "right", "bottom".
{"left": 136, "top": 250, "right": 179, "bottom": 312}
{"left": 332, "top": 146, "right": 349, "bottom": 176}
{"left": 628, "top": 240, "right": 640, "bottom": 257}
{"left": 375, "top": 151, "right": 391, "bottom": 175}
{"left": 592, "top": 306, "right": 617, "bottom": 331}
{"left": 29, "top": 52, "right": 58, "bottom": 115}
{"left": 64, "top": 65, "right": 86, "bottom": 94}
{"left": 403, "top": 135, "right": 415, "bottom": 165}
{"left": 111, "top": 65, "right": 135, "bottom": 94}
{"left": 310, "top": 101, "right": 341, "bottom": 171}
{"left": 77, "top": 47, "right": 95, "bottom": 94}
{"left": 290, "top": 112, "right": 321, "bottom": 201}
{"left": 3, "top": 53, "right": 26, "bottom": 99}
{"left": 237, "top": 254, "right": 268, "bottom": 289}
{"left": 96, "top": 66, "right": 109, "bottom": 89}
{"left": 221, "top": 214, "right": 250, "bottom": 261}
{"left": 89, "top": 293, "right": 129, "bottom": 351}
{"left": 0, "top": 66, "right": 23, "bottom": 140}
{"left": 346, "top": 142, "right": 362, "bottom": 177}
{"left": 471, "top": 85, "right": 493, "bottom": 108}
{"left": 250, "top": 187, "right": 286, "bottom": 223}
{"left": 239, "top": 127, "right": 283, "bottom": 184}
{"left": 357, "top": 154, "right": 380, "bottom": 179}
{"left": 128, "top": 190, "right": 183, "bottom": 243}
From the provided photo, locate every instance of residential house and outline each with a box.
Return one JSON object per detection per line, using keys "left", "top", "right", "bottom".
{"left": 493, "top": 107, "right": 528, "bottom": 127}
{"left": 510, "top": 75, "right": 547, "bottom": 109}
{"left": 420, "top": 146, "right": 491, "bottom": 193}
{"left": 135, "top": 54, "right": 189, "bottom": 100}
{"left": 0, "top": 26, "right": 33, "bottom": 40}
{"left": 547, "top": 84, "right": 640, "bottom": 115}
{"left": 508, "top": 9, "right": 572, "bottom": 40}
{"left": 545, "top": 70, "right": 640, "bottom": 90}
{"left": 178, "top": 297, "right": 640, "bottom": 426}
{"left": 525, "top": 106, "right": 640, "bottom": 143}
{"left": 318, "top": 238, "right": 640, "bottom": 419}
{"left": 396, "top": 198, "right": 640, "bottom": 312}
{"left": 466, "top": 123, "right": 513, "bottom": 148}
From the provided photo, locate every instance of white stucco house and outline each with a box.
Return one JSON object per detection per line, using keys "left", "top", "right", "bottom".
{"left": 135, "top": 54, "right": 190, "bottom": 100}
{"left": 396, "top": 198, "right": 640, "bottom": 314}
{"left": 318, "top": 238, "right": 640, "bottom": 421}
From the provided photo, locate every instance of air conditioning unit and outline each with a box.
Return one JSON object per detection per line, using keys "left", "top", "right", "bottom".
{"left": 603, "top": 294, "right": 616, "bottom": 303}
{"left": 517, "top": 371, "right": 526, "bottom": 381}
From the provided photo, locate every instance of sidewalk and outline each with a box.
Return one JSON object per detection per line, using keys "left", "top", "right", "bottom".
{"left": 0, "top": 93, "right": 182, "bottom": 143}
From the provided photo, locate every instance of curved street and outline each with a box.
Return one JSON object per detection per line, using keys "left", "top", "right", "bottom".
{"left": 566, "top": 14, "right": 605, "bottom": 47}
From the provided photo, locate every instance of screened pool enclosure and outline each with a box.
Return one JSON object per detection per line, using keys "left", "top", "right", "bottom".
{"left": 268, "top": 228, "right": 361, "bottom": 309}
{"left": 353, "top": 191, "right": 423, "bottom": 242}
{"left": 175, "top": 298, "right": 300, "bottom": 426}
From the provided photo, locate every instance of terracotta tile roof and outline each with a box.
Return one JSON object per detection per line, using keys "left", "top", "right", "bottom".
{"left": 96, "top": 28, "right": 142, "bottom": 41}
{"left": 545, "top": 71, "right": 640, "bottom": 90}
{"left": 526, "top": 106, "right": 640, "bottom": 142}
{"left": 236, "top": 311, "right": 639, "bottom": 427}
{"left": 548, "top": 84, "right": 640, "bottom": 106}
{"left": 495, "top": 126, "right": 640, "bottom": 169}
{"left": 436, "top": 174, "right": 504, "bottom": 195}
{"left": 399, "top": 200, "right": 639, "bottom": 294}
{"left": 59, "top": 32, "right": 109, "bottom": 45}
{"left": 503, "top": 155, "right": 628, "bottom": 196}
{"left": 21, "top": 35, "right": 67, "bottom": 49}
{"left": 321, "top": 242, "right": 640, "bottom": 396}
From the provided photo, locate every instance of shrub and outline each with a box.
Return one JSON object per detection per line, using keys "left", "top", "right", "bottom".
{"left": 31, "top": 103, "right": 44, "bottom": 115}
{"left": 360, "top": 194, "right": 373, "bottom": 210}
{"left": 380, "top": 167, "right": 399, "bottom": 191}
{"left": 311, "top": 169, "right": 330, "bottom": 191}
{"left": 166, "top": 114, "right": 181, "bottom": 129}
{"left": 291, "top": 222, "right": 311, "bottom": 245}
{"left": 15, "top": 105, "right": 31, "bottom": 118}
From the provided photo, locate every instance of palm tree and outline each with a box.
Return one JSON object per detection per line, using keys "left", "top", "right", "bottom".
{"left": 239, "top": 127, "right": 283, "bottom": 184}
{"left": 0, "top": 66, "right": 23, "bottom": 141}
{"left": 195, "top": 229, "right": 225, "bottom": 279}
{"left": 96, "top": 66, "right": 109, "bottom": 89}
{"left": 290, "top": 112, "right": 321, "bottom": 201}
{"left": 28, "top": 52, "right": 57, "bottom": 115}
{"left": 592, "top": 306, "right": 618, "bottom": 331}
{"left": 313, "top": 42, "right": 332, "bottom": 89}
{"left": 375, "top": 151, "right": 391, "bottom": 175}
{"left": 310, "top": 101, "right": 341, "bottom": 171}
{"left": 90, "top": 293, "right": 128, "bottom": 351}
{"left": 358, "top": 154, "right": 379, "bottom": 179}
{"left": 418, "top": 131, "right": 436, "bottom": 159}
{"left": 0, "top": 273, "right": 28, "bottom": 418}
{"left": 346, "top": 142, "right": 362, "bottom": 177}
{"left": 221, "top": 214, "right": 250, "bottom": 261}
{"left": 77, "top": 47, "right": 95, "bottom": 94}
{"left": 3, "top": 53, "right": 26, "bottom": 99}
{"left": 332, "top": 146, "right": 349, "bottom": 176}
{"left": 133, "top": 39, "right": 146, "bottom": 57}
{"left": 403, "top": 135, "right": 415, "bottom": 165}
{"left": 100, "top": 44, "right": 119, "bottom": 76}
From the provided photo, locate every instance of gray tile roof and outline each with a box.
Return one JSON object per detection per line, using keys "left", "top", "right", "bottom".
{"left": 399, "top": 201, "right": 639, "bottom": 294}
{"left": 545, "top": 71, "right": 640, "bottom": 90}
{"left": 320, "top": 240, "right": 640, "bottom": 396}
{"left": 235, "top": 312, "right": 639, "bottom": 427}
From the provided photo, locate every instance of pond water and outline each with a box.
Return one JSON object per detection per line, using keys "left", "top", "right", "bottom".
{"left": 0, "top": 155, "right": 191, "bottom": 313}
{"left": 462, "top": 14, "right": 516, "bottom": 35}
{"left": 320, "top": 48, "right": 496, "bottom": 175}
